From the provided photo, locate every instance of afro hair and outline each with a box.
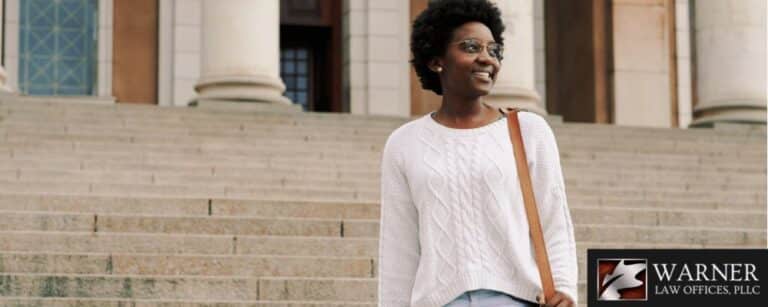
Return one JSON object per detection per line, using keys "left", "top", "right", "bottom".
{"left": 410, "top": 0, "right": 505, "bottom": 95}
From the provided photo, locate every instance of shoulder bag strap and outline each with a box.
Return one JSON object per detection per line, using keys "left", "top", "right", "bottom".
{"left": 503, "top": 108, "right": 556, "bottom": 301}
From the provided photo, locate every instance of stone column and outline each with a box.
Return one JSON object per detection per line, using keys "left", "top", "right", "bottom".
{"left": 194, "top": 0, "right": 290, "bottom": 104}
{"left": 485, "top": 0, "right": 545, "bottom": 115}
{"left": 691, "top": 0, "right": 766, "bottom": 126}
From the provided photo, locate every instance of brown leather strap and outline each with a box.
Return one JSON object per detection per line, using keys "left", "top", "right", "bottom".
{"left": 504, "top": 108, "right": 556, "bottom": 301}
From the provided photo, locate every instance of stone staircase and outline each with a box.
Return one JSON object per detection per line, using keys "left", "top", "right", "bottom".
{"left": 0, "top": 98, "right": 765, "bottom": 306}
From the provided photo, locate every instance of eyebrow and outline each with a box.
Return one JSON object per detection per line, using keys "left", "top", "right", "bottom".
{"left": 455, "top": 37, "right": 497, "bottom": 43}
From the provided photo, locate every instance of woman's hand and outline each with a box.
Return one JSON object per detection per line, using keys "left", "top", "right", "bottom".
{"left": 536, "top": 291, "right": 575, "bottom": 307}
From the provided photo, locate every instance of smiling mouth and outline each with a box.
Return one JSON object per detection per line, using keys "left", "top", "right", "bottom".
{"left": 473, "top": 71, "right": 492, "bottom": 81}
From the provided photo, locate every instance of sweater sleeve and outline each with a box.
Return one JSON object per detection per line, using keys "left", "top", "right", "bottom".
{"left": 520, "top": 113, "right": 579, "bottom": 303}
{"left": 378, "top": 134, "right": 421, "bottom": 307}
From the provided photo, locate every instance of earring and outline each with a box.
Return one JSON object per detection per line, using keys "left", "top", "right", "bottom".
{"left": 436, "top": 67, "right": 443, "bottom": 73}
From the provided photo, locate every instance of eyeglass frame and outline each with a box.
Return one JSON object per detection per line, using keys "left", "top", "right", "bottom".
{"left": 450, "top": 38, "right": 504, "bottom": 61}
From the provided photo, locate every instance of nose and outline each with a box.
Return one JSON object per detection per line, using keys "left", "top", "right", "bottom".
{"left": 476, "top": 48, "right": 495, "bottom": 64}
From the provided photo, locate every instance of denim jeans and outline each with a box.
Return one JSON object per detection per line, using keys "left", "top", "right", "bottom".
{"left": 444, "top": 289, "right": 537, "bottom": 307}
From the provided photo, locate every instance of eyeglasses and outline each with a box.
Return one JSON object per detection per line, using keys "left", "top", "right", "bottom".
{"left": 453, "top": 39, "right": 504, "bottom": 61}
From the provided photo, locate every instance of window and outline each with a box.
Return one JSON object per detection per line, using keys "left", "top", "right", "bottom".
{"left": 19, "top": 0, "right": 98, "bottom": 95}
{"left": 280, "top": 47, "right": 312, "bottom": 110}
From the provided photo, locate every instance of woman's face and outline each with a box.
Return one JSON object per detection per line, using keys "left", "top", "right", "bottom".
{"left": 434, "top": 21, "right": 502, "bottom": 98}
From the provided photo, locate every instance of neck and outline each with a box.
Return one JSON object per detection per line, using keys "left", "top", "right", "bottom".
{"left": 436, "top": 94, "right": 487, "bottom": 119}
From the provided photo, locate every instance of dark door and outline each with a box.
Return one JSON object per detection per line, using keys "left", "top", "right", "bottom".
{"left": 279, "top": 0, "right": 342, "bottom": 112}
{"left": 545, "top": 0, "right": 614, "bottom": 123}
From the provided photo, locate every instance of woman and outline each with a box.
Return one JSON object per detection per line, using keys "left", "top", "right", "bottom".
{"left": 377, "top": 0, "right": 577, "bottom": 306}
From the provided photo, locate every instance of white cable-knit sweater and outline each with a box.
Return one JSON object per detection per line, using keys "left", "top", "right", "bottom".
{"left": 377, "top": 111, "right": 578, "bottom": 307}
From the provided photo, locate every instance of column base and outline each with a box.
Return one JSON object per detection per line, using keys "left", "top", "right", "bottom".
{"left": 484, "top": 86, "right": 546, "bottom": 115}
{"left": 192, "top": 99, "right": 302, "bottom": 113}
{"left": 193, "top": 74, "right": 292, "bottom": 105}
{"left": 690, "top": 103, "right": 767, "bottom": 127}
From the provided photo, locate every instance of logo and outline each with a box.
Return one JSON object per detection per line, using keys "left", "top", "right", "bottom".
{"left": 598, "top": 258, "right": 648, "bottom": 301}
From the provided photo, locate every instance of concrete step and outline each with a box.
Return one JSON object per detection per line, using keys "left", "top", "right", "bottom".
{"left": 554, "top": 121, "right": 765, "bottom": 137}
{"left": 563, "top": 170, "right": 765, "bottom": 187}
{"left": 575, "top": 224, "right": 765, "bottom": 246}
{"left": 2, "top": 137, "right": 762, "bottom": 164}
{"left": 1, "top": 132, "right": 386, "bottom": 153}
{"left": 0, "top": 99, "right": 395, "bottom": 120}
{"left": 0, "top": 125, "right": 389, "bottom": 147}
{"left": 563, "top": 158, "right": 765, "bottom": 174}
{"left": 0, "top": 211, "right": 377, "bottom": 238}
{"left": 571, "top": 206, "right": 765, "bottom": 229}
{"left": 565, "top": 186, "right": 765, "bottom": 203}
{"left": 2, "top": 127, "right": 762, "bottom": 162}
{"left": 7, "top": 137, "right": 760, "bottom": 166}
{"left": 565, "top": 177, "right": 765, "bottom": 192}
{"left": 0, "top": 211, "right": 95, "bottom": 232}
{"left": 1, "top": 117, "right": 396, "bottom": 137}
{"left": 3, "top": 161, "right": 762, "bottom": 189}
{"left": 0, "top": 274, "right": 377, "bottom": 301}
{"left": 0, "top": 155, "right": 382, "bottom": 174}
{"left": 1, "top": 128, "right": 388, "bottom": 146}
{"left": 0, "top": 180, "right": 378, "bottom": 201}
{"left": 561, "top": 150, "right": 765, "bottom": 163}
{"left": 4, "top": 193, "right": 758, "bottom": 224}
{"left": 6, "top": 126, "right": 750, "bottom": 152}
{"left": 2, "top": 177, "right": 763, "bottom": 207}
{"left": 6, "top": 225, "right": 766, "bottom": 257}
{"left": 373, "top": 222, "right": 765, "bottom": 246}
{"left": 3, "top": 100, "right": 763, "bottom": 139}
{"left": 568, "top": 195, "right": 764, "bottom": 211}
{"left": 1, "top": 161, "right": 762, "bottom": 193}
{"left": 0, "top": 232, "right": 378, "bottom": 257}
{"left": 3, "top": 151, "right": 763, "bottom": 178}
{"left": 4, "top": 145, "right": 385, "bottom": 163}
{"left": 0, "top": 252, "right": 374, "bottom": 278}
{"left": 0, "top": 169, "right": 379, "bottom": 190}
{"left": 210, "top": 199, "right": 766, "bottom": 228}
{"left": 3, "top": 141, "right": 763, "bottom": 168}
{"left": 0, "top": 138, "right": 384, "bottom": 157}
{"left": 3, "top": 128, "right": 764, "bottom": 158}
{"left": 1, "top": 167, "right": 764, "bottom": 194}
{"left": 2, "top": 137, "right": 763, "bottom": 162}
{"left": 0, "top": 193, "right": 765, "bottom": 218}
{"left": 556, "top": 139, "right": 765, "bottom": 154}
{"left": 562, "top": 152, "right": 766, "bottom": 167}
{"left": 0, "top": 155, "right": 762, "bottom": 186}
{"left": 1, "top": 211, "right": 764, "bottom": 246}
{"left": 0, "top": 194, "right": 209, "bottom": 216}
{"left": 0, "top": 195, "right": 377, "bottom": 219}
{"left": 8, "top": 109, "right": 745, "bottom": 146}
{"left": 3, "top": 114, "right": 762, "bottom": 140}
{"left": 0, "top": 101, "right": 407, "bottom": 127}
{"left": 0, "top": 297, "right": 376, "bottom": 306}
{"left": 1, "top": 196, "right": 763, "bottom": 230}
{"left": 1, "top": 162, "right": 760, "bottom": 194}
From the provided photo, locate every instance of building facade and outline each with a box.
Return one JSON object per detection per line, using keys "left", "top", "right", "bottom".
{"left": 0, "top": 0, "right": 764, "bottom": 127}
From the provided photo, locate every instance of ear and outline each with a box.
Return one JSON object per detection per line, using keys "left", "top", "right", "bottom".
{"left": 428, "top": 58, "right": 443, "bottom": 73}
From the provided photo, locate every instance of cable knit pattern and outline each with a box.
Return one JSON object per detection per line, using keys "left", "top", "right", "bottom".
{"left": 378, "top": 111, "right": 577, "bottom": 307}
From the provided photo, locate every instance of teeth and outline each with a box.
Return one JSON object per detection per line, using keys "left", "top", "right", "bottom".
{"left": 474, "top": 72, "right": 491, "bottom": 78}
